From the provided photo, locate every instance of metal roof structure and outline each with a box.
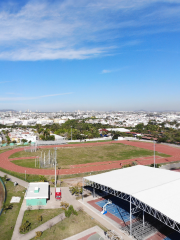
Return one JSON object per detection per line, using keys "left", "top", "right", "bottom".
{"left": 25, "top": 182, "right": 49, "bottom": 199}
{"left": 83, "top": 166, "right": 180, "bottom": 234}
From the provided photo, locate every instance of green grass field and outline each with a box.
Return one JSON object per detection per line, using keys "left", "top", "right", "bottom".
{"left": 0, "top": 181, "right": 25, "bottom": 240}
{"left": 10, "top": 143, "right": 170, "bottom": 169}
{"left": 21, "top": 208, "right": 64, "bottom": 233}
{"left": 31, "top": 210, "right": 107, "bottom": 240}
{"left": 0, "top": 167, "right": 112, "bottom": 182}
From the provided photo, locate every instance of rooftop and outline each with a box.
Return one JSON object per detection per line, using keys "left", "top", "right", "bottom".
{"left": 25, "top": 182, "right": 49, "bottom": 199}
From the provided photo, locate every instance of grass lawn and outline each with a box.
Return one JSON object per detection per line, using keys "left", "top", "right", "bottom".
{"left": 0, "top": 179, "right": 5, "bottom": 210}
{"left": 0, "top": 167, "right": 42, "bottom": 182}
{"left": 0, "top": 167, "right": 112, "bottom": 183}
{"left": 10, "top": 143, "right": 170, "bottom": 169}
{"left": 0, "top": 181, "right": 25, "bottom": 240}
{"left": 0, "top": 148, "right": 12, "bottom": 154}
{"left": 12, "top": 159, "right": 41, "bottom": 169}
{"left": 31, "top": 210, "right": 107, "bottom": 240}
{"left": 21, "top": 208, "right": 64, "bottom": 233}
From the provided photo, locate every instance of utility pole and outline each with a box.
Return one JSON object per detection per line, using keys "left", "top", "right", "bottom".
{"left": 54, "top": 147, "right": 57, "bottom": 188}
{"left": 71, "top": 126, "right": 72, "bottom": 141}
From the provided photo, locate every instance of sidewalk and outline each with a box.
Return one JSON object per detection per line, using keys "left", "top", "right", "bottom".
{"left": 63, "top": 226, "right": 105, "bottom": 240}
{"left": 0, "top": 170, "right": 28, "bottom": 188}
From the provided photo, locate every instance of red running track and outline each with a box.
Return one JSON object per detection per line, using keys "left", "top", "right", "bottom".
{"left": 0, "top": 141, "right": 180, "bottom": 175}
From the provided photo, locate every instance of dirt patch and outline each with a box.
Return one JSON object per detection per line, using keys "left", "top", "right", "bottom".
{"left": 63, "top": 177, "right": 83, "bottom": 187}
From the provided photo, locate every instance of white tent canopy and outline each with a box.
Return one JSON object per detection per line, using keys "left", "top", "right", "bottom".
{"left": 84, "top": 165, "right": 180, "bottom": 226}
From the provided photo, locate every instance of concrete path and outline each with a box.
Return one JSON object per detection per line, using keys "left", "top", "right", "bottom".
{"left": 61, "top": 187, "right": 81, "bottom": 210}
{"left": 11, "top": 197, "right": 27, "bottom": 240}
{"left": 0, "top": 170, "right": 28, "bottom": 188}
{"left": 63, "top": 226, "right": 105, "bottom": 240}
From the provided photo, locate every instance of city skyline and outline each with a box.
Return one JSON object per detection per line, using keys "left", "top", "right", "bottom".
{"left": 0, "top": 0, "right": 180, "bottom": 111}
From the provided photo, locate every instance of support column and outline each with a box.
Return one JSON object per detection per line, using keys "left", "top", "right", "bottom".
{"left": 143, "top": 210, "right": 145, "bottom": 226}
{"left": 82, "top": 178, "right": 84, "bottom": 202}
{"left": 130, "top": 195, "right": 132, "bottom": 236}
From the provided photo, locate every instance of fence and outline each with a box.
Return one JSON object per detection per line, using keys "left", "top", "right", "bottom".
{"left": 36, "top": 140, "right": 67, "bottom": 146}
{"left": 0, "top": 177, "right": 6, "bottom": 216}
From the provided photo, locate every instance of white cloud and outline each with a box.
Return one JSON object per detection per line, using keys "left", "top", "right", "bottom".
{"left": 102, "top": 70, "right": 112, "bottom": 74}
{"left": 101, "top": 66, "right": 129, "bottom": 74}
{"left": 0, "top": 92, "right": 73, "bottom": 101}
{"left": 0, "top": 0, "right": 179, "bottom": 61}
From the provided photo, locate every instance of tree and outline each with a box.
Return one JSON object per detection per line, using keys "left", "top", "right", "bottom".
{"left": 21, "top": 139, "right": 27, "bottom": 143}
{"left": 3, "top": 203, "right": 13, "bottom": 213}
{"left": 6, "top": 136, "right": 11, "bottom": 144}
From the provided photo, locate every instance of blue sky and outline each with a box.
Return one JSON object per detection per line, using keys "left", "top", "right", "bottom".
{"left": 0, "top": 0, "right": 180, "bottom": 112}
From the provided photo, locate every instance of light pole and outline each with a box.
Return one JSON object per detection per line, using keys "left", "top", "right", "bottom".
{"left": 154, "top": 140, "right": 156, "bottom": 168}
{"left": 54, "top": 147, "right": 57, "bottom": 188}
{"left": 71, "top": 126, "right": 72, "bottom": 141}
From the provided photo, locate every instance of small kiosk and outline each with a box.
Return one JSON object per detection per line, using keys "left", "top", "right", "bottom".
{"left": 25, "top": 182, "right": 49, "bottom": 206}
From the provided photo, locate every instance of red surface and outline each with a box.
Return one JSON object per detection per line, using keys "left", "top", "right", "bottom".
{"left": 0, "top": 141, "right": 180, "bottom": 175}
{"left": 78, "top": 232, "right": 96, "bottom": 240}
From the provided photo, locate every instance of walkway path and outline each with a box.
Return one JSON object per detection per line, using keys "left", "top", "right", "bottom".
{"left": 11, "top": 195, "right": 65, "bottom": 240}
{"left": 0, "top": 141, "right": 180, "bottom": 176}
{"left": 0, "top": 170, "right": 28, "bottom": 188}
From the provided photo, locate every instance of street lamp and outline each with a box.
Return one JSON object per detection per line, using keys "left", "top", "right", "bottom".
{"left": 71, "top": 126, "right": 72, "bottom": 141}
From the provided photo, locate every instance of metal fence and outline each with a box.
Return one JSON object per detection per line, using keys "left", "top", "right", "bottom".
{"left": 36, "top": 140, "right": 67, "bottom": 146}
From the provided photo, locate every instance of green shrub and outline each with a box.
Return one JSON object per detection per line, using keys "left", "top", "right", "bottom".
{"left": 65, "top": 205, "right": 78, "bottom": 218}
{"left": 150, "top": 163, "right": 161, "bottom": 168}
{"left": 37, "top": 215, "right": 42, "bottom": 222}
{"left": 69, "top": 185, "right": 82, "bottom": 195}
{"left": 60, "top": 201, "right": 69, "bottom": 209}
{"left": 19, "top": 221, "right": 31, "bottom": 233}
{"left": 3, "top": 203, "right": 13, "bottom": 213}
{"left": 35, "top": 231, "right": 42, "bottom": 239}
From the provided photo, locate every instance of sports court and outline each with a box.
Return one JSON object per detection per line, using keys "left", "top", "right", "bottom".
{"left": 96, "top": 196, "right": 136, "bottom": 223}
{"left": 84, "top": 166, "right": 180, "bottom": 240}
